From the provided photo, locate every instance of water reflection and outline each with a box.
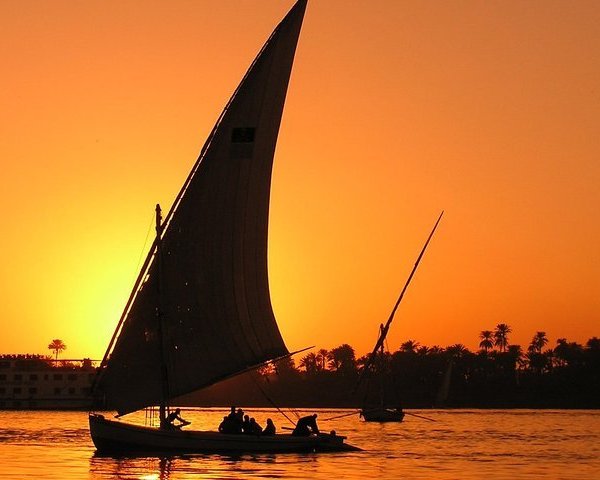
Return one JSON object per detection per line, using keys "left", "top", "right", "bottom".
{"left": 90, "top": 454, "right": 173, "bottom": 480}
{"left": 89, "top": 450, "right": 332, "bottom": 480}
{"left": 1, "top": 410, "right": 600, "bottom": 480}
{"left": 90, "top": 452, "right": 292, "bottom": 480}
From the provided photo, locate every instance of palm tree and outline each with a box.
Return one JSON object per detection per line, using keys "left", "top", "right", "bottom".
{"left": 553, "top": 338, "right": 569, "bottom": 367}
{"left": 299, "top": 352, "right": 318, "bottom": 374}
{"left": 586, "top": 337, "right": 600, "bottom": 351}
{"left": 48, "top": 339, "right": 67, "bottom": 361}
{"left": 493, "top": 324, "right": 511, "bottom": 352}
{"left": 506, "top": 344, "right": 524, "bottom": 369}
{"left": 273, "top": 356, "right": 298, "bottom": 379}
{"left": 446, "top": 343, "right": 469, "bottom": 359}
{"left": 399, "top": 340, "right": 419, "bottom": 354}
{"left": 528, "top": 331, "right": 548, "bottom": 354}
{"left": 526, "top": 349, "right": 547, "bottom": 374}
{"left": 553, "top": 338, "right": 584, "bottom": 368}
{"left": 428, "top": 345, "right": 444, "bottom": 355}
{"left": 327, "top": 344, "right": 356, "bottom": 372}
{"left": 316, "top": 349, "right": 329, "bottom": 371}
{"left": 355, "top": 354, "right": 371, "bottom": 373}
{"left": 416, "top": 345, "right": 430, "bottom": 356}
{"left": 479, "top": 330, "right": 494, "bottom": 352}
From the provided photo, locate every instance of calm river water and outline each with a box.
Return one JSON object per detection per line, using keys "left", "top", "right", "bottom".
{"left": 0, "top": 409, "right": 598, "bottom": 479}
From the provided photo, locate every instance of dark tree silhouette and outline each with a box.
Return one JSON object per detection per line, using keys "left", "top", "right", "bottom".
{"left": 316, "top": 349, "right": 329, "bottom": 371}
{"left": 299, "top": 352, "right": 318, "bottom": 374}
{"left": 553, "top": 338, "right": 584, "bottom": 368}
{"left": 48, "top": 339, "right": 66, "bottom": 361}
{"left": 529, "top": 331, "right": 548, "bottom": 354}
{"left": 506, "top": 344, "right": 524, "bottom": 369}
{"left": 447, "top": 344, "right": 469, "bottom": 359}
{"left": 273, "top": 357, "right": 298, "bottom": 379}
{"left": 399, "top": 340, "right": 419, "bottom": 354}
{"left": 494, "top": 324, "right": 511, "bottom": 352}
{"left": 327, "top": 344, "right": 356, "bottom": 373}
{"left": 479, "top": 330, "right": 494, "bottom": 352}
{"left": 586, "top": 337, "right": 600, "bottom": 350}
{"left": 181, "top": 332, "right": 600, "bottom": 409}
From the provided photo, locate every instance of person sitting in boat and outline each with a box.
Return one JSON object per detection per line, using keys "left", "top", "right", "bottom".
{"left": 219, "top": 415, "right": 241, "bottom": 433}
{"left": 218, "top": 416, "right": 229, "bottom": 433}
{"left": 292, "top": 414, "right": 319, "bottom": 436}
{"left": 221, "top": 406, "right": 242, "bottom": 433}
{"left": 161, "top": 408, "right": 190, "bottom": 430}
{"left": 235, "top": 408, "right": 245, "bottom": 433}
{"left": 242, "top": 414, "right": 251, "bottom": 434}
{"left": 219, "top": 411, "right": 240, "bottom": 434}
{"left": 226, "top": 406, "right": 237, "bottom": 424}
{"left": 263, "top": 418, "right": 276, "bottom": 436}
{"left": 249, "top": 417, "right": 263, "bottom": 435}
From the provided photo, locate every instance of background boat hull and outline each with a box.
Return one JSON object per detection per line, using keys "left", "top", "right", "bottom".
{"left": 360, "top": 409, "right": 405, "bottom": 423}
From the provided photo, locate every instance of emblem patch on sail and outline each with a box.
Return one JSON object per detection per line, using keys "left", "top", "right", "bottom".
{"left": 230, "top": 127, "right": 256, "bottom": 158}
{"left": 232, "top": 127, "right": 256, "bottom": 143}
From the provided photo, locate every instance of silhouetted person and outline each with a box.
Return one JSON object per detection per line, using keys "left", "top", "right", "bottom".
{"left": 242, "top": 414, "right": 251, "bottom": 434}
{"left": 161, "top": 408, "right": 190, "bottom": 430}
{"left": 249, "top": 417, "right": 262, "bottom": 435}
{"left": 219, "top": 407, "right": 241, "bottom": 433}
{"left": 227, "top": 406, "right": 238, "bottom": 425}
{"left": 263, "top": 418, "right": 276, "bottom": 435}
{"left": 224, "top": 406, "right": 243, "bottom": 433}
{"left": 218, "top": 416, "right": 231, "bottom": 433}
{"left": 292, "top": 414, "right": 319, "bottom": 436}
{"left": 235, "top": 408, "right": 244, "bottom": 433}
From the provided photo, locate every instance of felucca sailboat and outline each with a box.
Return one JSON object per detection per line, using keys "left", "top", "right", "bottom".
{"left": 89, "top": 0, "right": 357, "bottom": 453}
{"left": 357, "top": 213, "right": 443, "bottom": 422}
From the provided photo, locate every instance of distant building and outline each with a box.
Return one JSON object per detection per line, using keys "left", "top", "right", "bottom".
{"left": 0, "top": 354, "right": 98, "bottom": 409}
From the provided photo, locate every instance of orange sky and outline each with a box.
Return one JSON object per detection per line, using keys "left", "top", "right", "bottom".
{"left": 1, "top": 0, "right": 599, "bottom": 360}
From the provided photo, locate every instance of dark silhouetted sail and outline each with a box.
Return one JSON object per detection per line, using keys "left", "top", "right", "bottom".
{"left": 96, "top": 0, "right": 307, "bottom": 416}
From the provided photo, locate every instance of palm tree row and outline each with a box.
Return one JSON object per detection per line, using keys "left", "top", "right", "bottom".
{"left": 295, "top": 327, "right": 599, "bottom": 377}
{"left": 191, "top": 331, "right": 600, "bottom": 408}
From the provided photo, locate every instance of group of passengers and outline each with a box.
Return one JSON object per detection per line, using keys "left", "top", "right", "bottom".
{"left": 218, "top": 407, "right": 320, "bottom": 437}
{"left": 160, "top": 405, "right": 321, "bottom": 437}
{"left": 218, "top": 406, "right": 277, "bottom": 436}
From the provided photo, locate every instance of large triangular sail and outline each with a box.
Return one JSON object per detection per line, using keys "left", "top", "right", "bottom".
{"left": 95, "top": 0, "right": 307, "bottom": 416}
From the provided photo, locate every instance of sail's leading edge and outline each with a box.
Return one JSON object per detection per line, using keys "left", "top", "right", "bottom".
{"left": 96, "top": 0, "right": 307, "bottom": 416}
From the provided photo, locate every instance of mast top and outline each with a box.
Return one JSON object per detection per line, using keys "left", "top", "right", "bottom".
{"left": 155, "top": 203, "right": 163, "bottom": 235}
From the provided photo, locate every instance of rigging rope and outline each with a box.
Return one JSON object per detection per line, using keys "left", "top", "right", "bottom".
{"left": 247, "top": 370, "right": 297, "bottom": 427}
{"left": 131, "top": 210, "right": 156, "bottom": 288}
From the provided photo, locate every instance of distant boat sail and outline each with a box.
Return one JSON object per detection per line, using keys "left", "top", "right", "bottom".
{"left": 89, "top": 0, "right": 358, "bottom": 453}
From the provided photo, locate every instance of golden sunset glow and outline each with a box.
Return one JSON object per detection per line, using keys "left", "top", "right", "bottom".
{"left": 1, "top": 0, "right": 599, "bottom": 360}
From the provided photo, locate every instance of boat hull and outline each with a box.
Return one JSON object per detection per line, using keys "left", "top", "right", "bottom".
{"left": 360, "top": 408, "right": 405, "bottom": 423}
{"left": 89, "top": 414, "right": 359, "bottom": 453}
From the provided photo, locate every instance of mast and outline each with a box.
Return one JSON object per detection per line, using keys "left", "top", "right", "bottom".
{"left": 378, "top": 323, "right": 386, "bottom": 408}
{"left": 155, "top": 203, "right": 170, "bottom": 424}
{"left": 356, "top": 211, "right": 444, "bottom": 389}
